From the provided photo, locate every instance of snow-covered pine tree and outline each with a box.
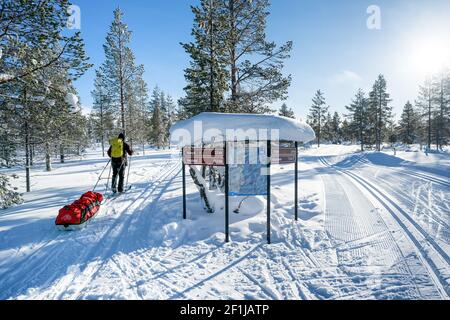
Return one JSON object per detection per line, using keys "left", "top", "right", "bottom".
{"left": 223, "top": 0, "right": 292, "bottom": 113}
{"left": 124, "top": 64, "right": 147, "bottom": 149}
{"left": 307, "top": 90, "right": 329, "bottom": 148}
{"left": 180, "top": 0, "right": 229, "bottom": 117}
{"left": 331, "top": 112, "right": 342, "bottom": 144}
{"left": 0, "top": 174, "right": 23, "bottom": 209}
{"left": 91, "top": 70, "right": 116, "bottom": 157}
{"left": 322, "top": 112, "right": 334, "bottom": 143}
{"left": 387, "top": 121, "right": 398, "bottom": 147}
{"left": 0, "top": 83, "right": 20, "bottom": 167}
{"left": 164, "top": 94, "right": 177, "bottom": 147}
{"left": 346, "top": 89, "right": 368, "bottom": 151}
{"left": 444, "top": 70, "right": 450, "bottom": 146}
{"left": 30, "top": 68, "right": 84, "bottom": 172}
{"left": 150, "top": 106, "right": 165, "bottom": 150}
{"left": 398, "top": 101, "right": 420, "bottom": 145}
{"left": 99, "top": 8, "right": 141, "bottom": 134}
{"left": 279, "top": 103, "right": 295, "bottom": 118}
{"left": 341, "top": 119, "right": 352, "bottom": 143}
{"left": 368, "top": 75, "right": 393, "bottom": 151}
{"left": 432, "top": 70, "right": 450, "bottom": 150}
{"left": 0, "top": 0, "right": 91, "bottom": 198}
{"left": 130, "top": 69, "right": 151, "bottom": 154}
{"left": 180, "top": 0, "right": 293, "bottom": 116}
{"left": 0, "top": 0, "right": 91, "bottom": 86}
{"left": 149, "top": 87, "right": 167, "bottom": 149}
{"left": 415, "top": 78, "right": 436, "bottom": 150}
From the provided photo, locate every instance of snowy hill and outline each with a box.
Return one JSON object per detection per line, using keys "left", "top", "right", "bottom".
{"left": 0, "top": 145, "right": 449, "bottom": 300}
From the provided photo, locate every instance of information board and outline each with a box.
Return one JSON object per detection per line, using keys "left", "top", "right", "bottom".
{"left": 183, "top": 147, "right": 226, "bottom": 166}
{"left": 272, "top": 147, "right": 297, "bottom": 164}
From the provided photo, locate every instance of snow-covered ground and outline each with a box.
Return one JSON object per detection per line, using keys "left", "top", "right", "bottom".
{"left": 0, "top": 145, "right": 449, "bottom": 300}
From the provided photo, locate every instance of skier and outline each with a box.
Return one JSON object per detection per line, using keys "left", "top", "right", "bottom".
{"left": 108, "top": 133, "right": 134, "bottom": 194}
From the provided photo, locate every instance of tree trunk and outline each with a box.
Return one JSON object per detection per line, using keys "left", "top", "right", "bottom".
{"left": 209, "top": 5, "right": 215, "bottom": 112}
{"left": 229, "top": 0, "right": 238, "bottom": 109}
{"left": 360, "top": 129, "right": 364, "bottom": 152}
{"left": 25, "top": 122, "right": 31, "bottom": 193}
{"left": 23, "top": 89, "right": 31, "bottom": 193}
{"left": 29, "top": 142, "right": 33, "bottom": 166}
{"left": 317, "top": 112, "right": 321, "bottom": 148}
{"left": 428, "top": 95, "right": 432, "bottom": 150}
{"left": 439, "top": 79, "right": 444, "bottom": 150}
{"left": 60, "top": 143, "right": 65, "bottom": 163}
{"left": 45, "top": 141, "right": 52, "bottom": 172}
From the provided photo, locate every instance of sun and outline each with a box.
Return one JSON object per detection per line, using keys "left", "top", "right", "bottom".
{"left": 409, "top": 35, "right": 450, "bottom": 76}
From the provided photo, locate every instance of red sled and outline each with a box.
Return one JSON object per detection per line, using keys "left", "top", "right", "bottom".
{"left": 55, "top": 191, "right": 104, "bottom": 230}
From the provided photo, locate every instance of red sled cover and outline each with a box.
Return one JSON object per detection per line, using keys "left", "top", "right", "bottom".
{"left": 56, "top": 192, "right": 104, "bottom": 228}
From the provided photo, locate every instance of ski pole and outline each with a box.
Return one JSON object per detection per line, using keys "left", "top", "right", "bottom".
{"left": 104, "top": 162, "right": 112, "bottom": 194}
{"left": 125, "top": 156, "right": 132, "bottom": 190}
{"left": 93, "top": 160, "right": 111, "bottom": 192}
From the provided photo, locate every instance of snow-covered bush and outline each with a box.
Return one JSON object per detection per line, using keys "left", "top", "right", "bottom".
{"left": 0, "top": 174, "right": 23, "bottom": 210}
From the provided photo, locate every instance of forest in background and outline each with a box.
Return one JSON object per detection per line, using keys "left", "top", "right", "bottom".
{"left": 1, "top": 0, "right": 449, "bottom": 209}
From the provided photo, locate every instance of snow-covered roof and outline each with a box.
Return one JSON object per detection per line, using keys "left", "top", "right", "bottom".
{"left": 170, "top": 112, "right": 316, "bottom": 146}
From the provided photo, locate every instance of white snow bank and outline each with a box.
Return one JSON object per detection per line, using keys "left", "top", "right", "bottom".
{"left": 170, "top": 112, "right": 316, "bottom": 146}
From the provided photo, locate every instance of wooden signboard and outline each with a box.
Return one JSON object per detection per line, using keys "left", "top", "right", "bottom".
{"left": 183, "top": 147, "right": 226, "bottom": 166}
{"left": 272, "top": 147, "right": 297, "bottom": 164}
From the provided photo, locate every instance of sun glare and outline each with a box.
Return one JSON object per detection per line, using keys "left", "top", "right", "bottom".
{"left": 409, "top": 35, "right": 450, "bottom": 76}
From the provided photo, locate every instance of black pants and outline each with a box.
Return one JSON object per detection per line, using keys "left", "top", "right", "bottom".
{"left": 111, "top": 158, "right": 126, "bottom": 192}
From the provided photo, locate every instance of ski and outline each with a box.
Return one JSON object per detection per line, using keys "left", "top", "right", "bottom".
{"left": 105, "top": 185, "right": 133, "bottom": 201}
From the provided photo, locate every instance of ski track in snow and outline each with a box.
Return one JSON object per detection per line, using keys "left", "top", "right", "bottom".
{"left": 318, "top": 156, "right": 449, "bottom": 299}
{"left": 0, "top": 146, "right": 448, "bottom": 300}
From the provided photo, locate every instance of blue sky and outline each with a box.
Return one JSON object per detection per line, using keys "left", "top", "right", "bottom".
{"left": 72, "top": 0, "right": 450, "bottom": 120}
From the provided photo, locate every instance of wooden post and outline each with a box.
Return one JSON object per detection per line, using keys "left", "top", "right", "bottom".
{"left": 182, "top": 147, "right": 187, "bottom": 220}
{"left": 295, "top": 141, "right": 299, "bottom": 221}
{"left": 267, "top": 140, "right": 272, "bottom": 244}
{"left": 225, "top": 141, "right": 230, "bottom": 243}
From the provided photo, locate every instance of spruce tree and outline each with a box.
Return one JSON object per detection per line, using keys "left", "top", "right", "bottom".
{"left": 346, "top": 89, "right": 368, "bottom": 151}
{"left": 164, "top": 94, "right": 177, "bottom": 146}
{"left": 279, "top": 103, "right": 295, "bottom": 118}
{"left": 223, "top": 0, "right": 292, "bottom": 113}
{"left": 132, "top": 70, "right": 151, "bottom": 154}
{"left": 99, "top": 8, "right": 141, "bottom": 134}
{"left": 331, "top": 112, "right": 342, "bottom": 144}
{"left": 180, "top": 0, "right": 293, "bottom": 116}
{"left": 416, "top": 79, "right": 436, "bottom": 150}
{"left": 0, "top": 0, "right": 91, "bottom": 85}
{"left": 150, "top": 103, "right": 165, "bottom": 150}
{"left": 433, "top": 71, "right": 450, "bottom": 150}
{"left": 368, "top": 75, "right": 393, "bottom": 151}
{"left": 180, "top": 0, "right": 229, "bottom": 117}
{"left": 307, "top": 90, "right": 328, "bottom": 148}
{"left": 0, "top": 0, "right": 91, "bottom": 198}
{"left": 341, "top": 119, "right": 352, "bottom": 143}
{"left": 91, "top": 70, "right": 116, "bottom": 156}
{"left": 149, "top": 87, "right": 167, "bottom": 149}
{"left": 398, "top": 101, "right": 419, "bottom": 145}
{"left": 322, "top": 112, "right": 334, "bottom": 144}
